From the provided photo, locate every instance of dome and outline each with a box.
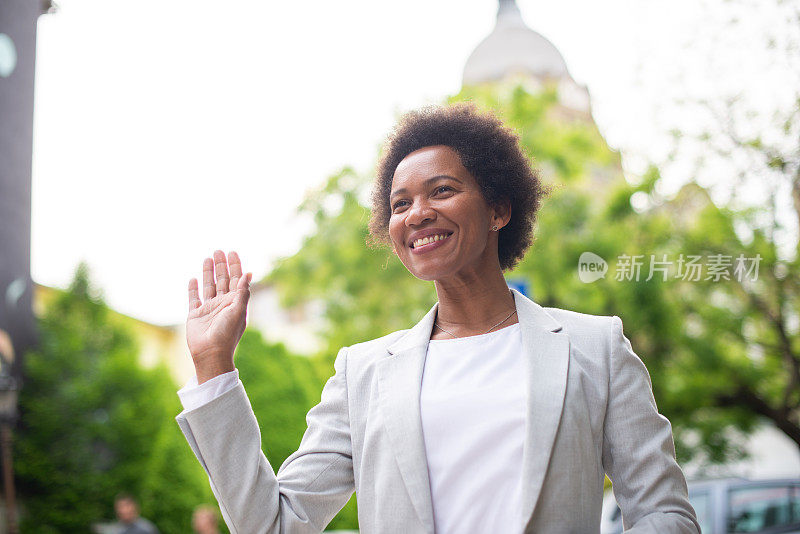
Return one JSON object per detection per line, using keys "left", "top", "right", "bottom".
{"left": 463, "top": 0, "right": 570, "bottom": 85}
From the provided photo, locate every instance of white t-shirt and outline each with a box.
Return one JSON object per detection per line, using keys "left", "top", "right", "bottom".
{"left": 177, "top": 323, "right": 527, "bottom": 533}
{"left": 421, "top": 323, "right": 526, "bottom": 534}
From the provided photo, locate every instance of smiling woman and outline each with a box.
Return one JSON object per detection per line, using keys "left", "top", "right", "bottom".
{"left": 175, "top": 103, "right": 700, "bottom": 533}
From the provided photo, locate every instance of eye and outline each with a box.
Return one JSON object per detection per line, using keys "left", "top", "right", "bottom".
{"left": 434, "top": 185, "right": 454, "bottom": 195}
{"left": 391, "top": 199, "right": 409, "bottom": 212}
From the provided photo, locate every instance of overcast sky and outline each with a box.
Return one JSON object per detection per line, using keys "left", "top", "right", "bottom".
{"left": 30, "top": 0, "right": 792, "bottom": 325}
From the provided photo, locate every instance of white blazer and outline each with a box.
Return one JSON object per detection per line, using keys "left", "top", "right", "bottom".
{"left": 176, "top": 289, "right": 699, "bottom": 533}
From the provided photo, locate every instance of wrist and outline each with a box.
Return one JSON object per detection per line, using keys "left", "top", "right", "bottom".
{"left": 195, "top": 362, "right": 236, "bottom": 385}
{"left": 192, "top": 351, "right": 235, "bottom": 385}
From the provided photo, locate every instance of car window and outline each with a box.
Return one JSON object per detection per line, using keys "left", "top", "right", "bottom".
{"left": 727, "top": 485, "right": 799, "bottom": 533}
{"left": 689, "top": 491, "right": 712, "bottom": 533}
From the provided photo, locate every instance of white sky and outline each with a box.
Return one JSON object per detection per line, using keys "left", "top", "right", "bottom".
{"left": 30, "top": 0, "right": 793, "bottom": 325}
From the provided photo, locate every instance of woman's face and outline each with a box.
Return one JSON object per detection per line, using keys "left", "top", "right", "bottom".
{"left": 388, "top": 145, "right": 505, "bottom": 282}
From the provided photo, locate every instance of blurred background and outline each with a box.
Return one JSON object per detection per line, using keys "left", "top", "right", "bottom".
{"left": 1, "top": 0, "right": 799, "bottom": 531}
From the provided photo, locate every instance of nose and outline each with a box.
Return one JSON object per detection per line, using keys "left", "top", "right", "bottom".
{"left": 405, "top": 198, "right": 436, "bottom": 226}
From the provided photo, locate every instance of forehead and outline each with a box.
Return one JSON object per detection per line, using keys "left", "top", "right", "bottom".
{"left": 391, "top": 145, "right": 468, "bottom": 190}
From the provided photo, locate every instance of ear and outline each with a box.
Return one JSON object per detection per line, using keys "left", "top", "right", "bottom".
{"left": 490, "top": 199, "right": 512, "bottom": 231}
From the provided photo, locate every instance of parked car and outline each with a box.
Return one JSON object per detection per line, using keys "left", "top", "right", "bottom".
{"left": 601, "top": 478, "right": 800, "bottom": 533}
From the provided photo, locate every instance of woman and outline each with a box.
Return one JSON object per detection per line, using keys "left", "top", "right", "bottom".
{"left": 176, "top": 104, "right": 699, "bottom": 533}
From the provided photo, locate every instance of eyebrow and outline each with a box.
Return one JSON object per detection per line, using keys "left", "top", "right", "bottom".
{"left": 389, "top": 175, "right": 463, "bottom": 201}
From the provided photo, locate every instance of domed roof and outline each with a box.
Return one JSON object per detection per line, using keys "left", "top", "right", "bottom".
{"left": 463, "top": 0, "right": 570, "bottom": 85}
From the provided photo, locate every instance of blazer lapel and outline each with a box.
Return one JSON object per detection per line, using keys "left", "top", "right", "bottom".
{"left": 377, "top": 302, "right": 438, "bottom": 533}
{"left": 511, "top": 289, "right": 571, "bottom": 529}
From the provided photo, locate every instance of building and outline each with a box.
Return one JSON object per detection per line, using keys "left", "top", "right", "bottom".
{"left": 463, "top": 0, "right": 592, "bottom": 121}
{"left": 463, "top": 0, "right": 622, "bottom": 196}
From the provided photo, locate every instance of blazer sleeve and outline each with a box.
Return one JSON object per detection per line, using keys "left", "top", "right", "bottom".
{"left": 175, "top": 347, "right": 354, "bottom": 534}
{"left": 601, "top": 316, "right": 700, "bottom": 533}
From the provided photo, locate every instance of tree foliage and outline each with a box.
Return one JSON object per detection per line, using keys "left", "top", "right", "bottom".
{"left": 645, "top": 0, "right": 800, "bottom": 463}
{"left": 15, "top": 263, "right": 211, "bottom": 533}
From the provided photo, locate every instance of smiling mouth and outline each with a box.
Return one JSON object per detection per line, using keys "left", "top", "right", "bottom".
{"left": 411, "top": 232, "right": 452, "bottom": 249}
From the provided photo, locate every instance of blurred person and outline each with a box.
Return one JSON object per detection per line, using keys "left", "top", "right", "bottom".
{"left": 192, "top": 505, "right": 220, "bottom": 534}
{"left": 175, "top": 103, "right": 699, "bottom": 533}
{"left": 113, "top": 494, "right": 158, "bottom": 534}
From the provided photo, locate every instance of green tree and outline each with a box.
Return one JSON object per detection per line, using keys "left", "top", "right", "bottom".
{"left": 660, "top": 183, "right": 800, "bottom": 462}
{"left": 15, "top": 263, "right": 211, "bottom": 533}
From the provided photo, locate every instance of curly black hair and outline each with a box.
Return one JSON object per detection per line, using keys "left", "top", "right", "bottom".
{"left": 368, "top": 102, "right": 551, "bottom": 271}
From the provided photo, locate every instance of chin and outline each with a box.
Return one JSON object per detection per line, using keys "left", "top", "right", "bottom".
{"left": 410, "top": 272, "right": 438, "bottom": 282}
{"left": 403, "top": 262, "right": 455, "bottom": 282}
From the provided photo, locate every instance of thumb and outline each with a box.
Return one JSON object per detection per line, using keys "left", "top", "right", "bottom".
{"left": 237, "top": 272, "right": 252, "bottom": 291}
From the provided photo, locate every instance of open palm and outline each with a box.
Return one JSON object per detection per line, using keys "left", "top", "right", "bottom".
{"left": 186, "top": 250, "right": 252, "bottom": 382}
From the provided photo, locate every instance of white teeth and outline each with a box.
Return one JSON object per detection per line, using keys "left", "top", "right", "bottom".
{"left": 413, "top": 233, "right": 450, "bottom": 248}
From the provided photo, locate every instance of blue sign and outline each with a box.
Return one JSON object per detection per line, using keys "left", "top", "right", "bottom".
{"left": 506, "top": 278, "right": 530, "bottom": 298}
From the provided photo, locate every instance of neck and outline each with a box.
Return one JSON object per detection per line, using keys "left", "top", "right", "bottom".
{"left": 433, "top": 267, "right": 517, "bottom": 337}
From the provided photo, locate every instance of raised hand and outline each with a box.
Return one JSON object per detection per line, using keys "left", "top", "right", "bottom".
{"left": 186, "top": 250, "right": 252, "bottom": 384}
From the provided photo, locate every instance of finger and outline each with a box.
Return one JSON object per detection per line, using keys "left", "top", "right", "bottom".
{"left": 234, "top": 272, "right": 252, "bottom": 307}
{"left": 213, "top": 250, "right": 230, "bottom": 294}
{"left": 202, "top": 257, "right": 216, "bottom": 300}
{"left": 228, "top": 251, "right": 243, "bottom": 290}
{"left": 188, "top": 278, "right": 201, "bottom": 310}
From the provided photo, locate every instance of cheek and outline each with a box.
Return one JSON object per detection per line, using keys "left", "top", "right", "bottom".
{"left": 461, "top": 218, "right": 491, "bottom": 252}
{"left": 388, "top": 217, "right": 403, "bottom": 248}
{"left": 389, "top": 226, "right": 400, "bottom": 250}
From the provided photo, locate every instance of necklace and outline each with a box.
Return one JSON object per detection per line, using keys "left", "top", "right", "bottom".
{"left": 434, "top": 309, "right": 518, "bottom": 339}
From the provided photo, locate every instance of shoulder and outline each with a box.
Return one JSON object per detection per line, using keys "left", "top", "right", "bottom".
{"left": 133, "top": 519, "right": 158, "bottom": 534}
{"left": 539, "top": 306, "right": 629, "bottom": 369}
{"left": 544, "top": 307, "right": 646, "bottom": 381}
